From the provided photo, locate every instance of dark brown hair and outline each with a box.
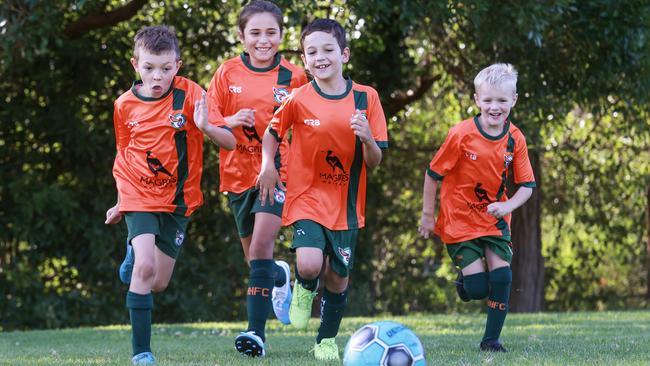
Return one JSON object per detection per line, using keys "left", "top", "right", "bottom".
{"left": 238, "top": 0, "right": 283, "bottom": 34}
{"left": 300, "top": 18, "right": 347, "bottom": 52}
{"left": 133, "top": 25, "right": 181, "bottom": 60}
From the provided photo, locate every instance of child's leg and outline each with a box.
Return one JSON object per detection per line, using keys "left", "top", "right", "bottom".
{"left": 128, "top": 234, "right": 156, "bottom": 357}
{"left": 239, "top": 236, "right": 252, "bottom": 264}
{"left": 317, "top": 262, "right": 348, "bottom": 343}
{"left": 482, "top": 248, "right": 512, "bottom": 344}
{"left": 151, "top": 246, "right": 177, "bottom": 292}
{"left": 243, "top": 212, "right": 282, "bottom": 341}
{"left": 461, "top": 259, "right": 490, "bottom": 300}
{"left": 295, "top": 247, "right": 324, "bottom": 289}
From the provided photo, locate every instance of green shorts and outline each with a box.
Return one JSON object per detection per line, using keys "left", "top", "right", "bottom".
{"left": 291, "top": 219, "right": 359, "bottom": 278}
{"left": 226, "top": 186, "right": 284, "bottom": 238}
{"left": 446, "top": 236, "right": 513, "bottom": 269}
{"left": 124, "top": 211, "right": 190, "bottom": 259}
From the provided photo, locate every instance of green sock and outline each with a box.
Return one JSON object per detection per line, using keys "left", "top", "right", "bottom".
{"left": 126, "top": 291, "right": 153, "bottom": 356}
{"left": 295, "top": 263, "right": 318, "bottom": 292}
{"left": 273, "top": 261, "right": 286, "bottom": 287}
{"left": 316, "top": 288, "right": 347, "bottom": 343}
{"left": 463, "top": 272, "right": 489, "bottom": 300}
{"left": 247, "top": 259, "right": 274, "bottom": 341}
{"left": 482, "top": 266, "right": 512, "bottom": 342}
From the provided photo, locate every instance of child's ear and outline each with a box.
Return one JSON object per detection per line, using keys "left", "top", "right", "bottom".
{"left": 473, "top": 92, "right": 479, "bottom": 105}
{"left": 238, "top": 30, "right": 245, "bottom": 44}
{"left": 130, "top": 57, "right": 138, "bottom": 73}
{"left": 300, "top": 53, "right": 307, "bottom": 67}
{"left": 512, "top": 93, "right": 518, "bottom": 107}
{"left": 342, "top": 47, "right": 351, "bottom": 63}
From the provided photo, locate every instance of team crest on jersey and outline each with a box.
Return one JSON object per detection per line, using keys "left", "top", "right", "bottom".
{"left": 338, "top": 247, "right": 351, "bottom": 266}
{"left": 128, "top": 120, "right": 139, "bottom": 128}
{"left": 175, "top": 230, "right": 185, "bottom": 246}
{"left": 169, "top": 113, "right": 187, "bottom": 129}
{"left": 504, "top": 153, "right": 513, "bottom": 168}
{"left": 464, "top": 150, "right": 477, "bottom": 161}
{"left": 273, "top": 188, "right": 286, "bottom": 203}
{"left": 273, "top": 87, "right": 289, "bottom": 104}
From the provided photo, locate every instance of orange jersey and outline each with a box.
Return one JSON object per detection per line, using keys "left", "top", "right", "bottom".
{"left": 207, "top": 53, "right": 308, "bottom": 193}
{"left": 112, "top": 76, "right": 210, "bottom": 216}
{"left": 269, "top": 79, "right": 389, "bottom": 230}
{"left": 427, "top": 116, "right": 536, "bottom": 243}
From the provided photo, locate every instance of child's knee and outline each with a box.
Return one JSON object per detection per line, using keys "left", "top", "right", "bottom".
{"left": 296, "top": 261, "right": 321, "bottom": 279}
{"left": 151, "top": 279, "right": 169, "bottom": 293}
{"left": 133, "top": 261, "right": 156, "bottom": 282}
{"left": 464, "top": 272, "right": 490, "bottom": 300}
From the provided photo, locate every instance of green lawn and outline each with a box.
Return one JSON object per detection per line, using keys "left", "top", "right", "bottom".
{"left": 2, "top": 311, "right": 649, "bottom": 365}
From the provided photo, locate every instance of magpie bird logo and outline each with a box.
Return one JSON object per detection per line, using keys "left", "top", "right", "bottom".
{"left": 474, "top": 183, "right": 492, "bottom": 203}
{"left": 325, "top": 150, "right": 346, "bottom": 174}
{"left": 146, "top": 151, "right": 173, "bottom": 177}
{"left": 243, "top": 126, "right": 262, "bottom": 143}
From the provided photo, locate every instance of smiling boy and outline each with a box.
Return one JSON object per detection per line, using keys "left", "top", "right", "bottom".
{"left": 418, "top": 63, "right": 536, "bottom": 352}
{"left": 256, "top": 18, "right": 388, "bottom": 361}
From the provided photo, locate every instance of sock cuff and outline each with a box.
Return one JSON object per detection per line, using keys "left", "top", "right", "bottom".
{"left": 323, "top": 288, "right": 348, "bottom": 306}
{"left": 464, "top": 271, "right": 489, "bottom": 282}
{"left": 489, "top": 266, "right": 512, "bottom": 283}
{"left": 250, "top": 259, "right": 275, "bottom": 278}
{"left": 126, "top": 291, "right": 153, "bottom": 310}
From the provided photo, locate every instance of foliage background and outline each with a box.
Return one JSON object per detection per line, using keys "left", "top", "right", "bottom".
{"left": 0, "top": 0, "right": 648, "bottom": 330}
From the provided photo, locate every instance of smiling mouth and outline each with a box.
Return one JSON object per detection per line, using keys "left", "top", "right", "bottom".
{"left": 256, "top": 47, "right": 272, "bottom": 52}
{"left": 315, "top": 64, "right": 330, "bottom": 70}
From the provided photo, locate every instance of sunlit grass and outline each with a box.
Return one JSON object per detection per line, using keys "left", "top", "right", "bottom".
{"left": 2, "top": 311, "right": 649, "bottom": 365}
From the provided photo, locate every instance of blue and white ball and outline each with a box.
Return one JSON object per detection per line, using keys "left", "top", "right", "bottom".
{"left": 343, "top": 321, "right": 426, "bottom": 366}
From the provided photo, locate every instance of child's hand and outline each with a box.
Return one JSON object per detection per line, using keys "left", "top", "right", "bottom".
{"left": 255, "top": 166, "right": 285, "bottom": 206}
{"left": 194, "top": 91, "right": 208, "bottom": 131}
{"left": 105, "top": 204, "right": 122, "bottom": 224}
{"left": 418, "top": 213, "right": 436, "bottom": 239}
{"left": 225, "top": 108, "right": 255, "bottom": 129}
{"left": 486, "top": 202, "right": 512, "bottom": 218}
{"left": 350, "top": 109, "right": 373, "bottom": 143}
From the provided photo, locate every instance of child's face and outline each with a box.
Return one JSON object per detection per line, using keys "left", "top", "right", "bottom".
{"left": 130, "top": 49, "right": 181, "bottom": 98}
{"left": 301, "top": 31, "right": 349, "bottom": 84}
{"left": 474, "top": 83, "right": 518, "bottom": 129}
{"left": 239, "top": 12, "right": 281, "bottom": 68}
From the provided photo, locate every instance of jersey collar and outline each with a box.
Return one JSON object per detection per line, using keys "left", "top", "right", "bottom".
{"left": 311, "top": 77, "right": 353, "bottom": 100}
{"left": 240, "top": 52, "right": 281, "bottom": 72}
{"left": 473, "top": 114, "right": 511, "bottom": 140}
{"left": 131, "top": 79, "right": 175, "bottom": 101}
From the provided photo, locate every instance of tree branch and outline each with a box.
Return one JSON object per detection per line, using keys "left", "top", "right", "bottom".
{"left": 384, "top": 73, "right": 440, "bottom": 117}
{"left": 64, "top": 0, "right": 148, "bottom": 39}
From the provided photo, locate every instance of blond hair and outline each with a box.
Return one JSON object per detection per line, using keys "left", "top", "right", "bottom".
{"left": 474, "top": 63, "right": 518, "bottom": 93}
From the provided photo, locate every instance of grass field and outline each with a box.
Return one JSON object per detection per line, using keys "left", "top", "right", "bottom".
{"left": 2, "top": 311, "right": 649, "bottom": 365}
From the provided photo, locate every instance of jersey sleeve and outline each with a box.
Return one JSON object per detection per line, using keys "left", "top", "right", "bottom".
{"left": 512, "top": 131, "right": 536, "bottom": 187}
{"left": 186, "top": 83, "right": 205, "bottom": 127}
{"left": 268, "top": 91, "right": 296, "bottom": 142}
{"left": 294, "top": 69, "right": 309, "bottom": 87}
{"left": 113, "top": 100, "right": 129, "bottom": 153}
{"left": 427, "top": 128, "right": 461, "bottom": 180}
{"left": 367, "top": 89, "right": 388, "bottom": 149}
{"left": 207, "top": 65, "right": 229, "bottom": 129}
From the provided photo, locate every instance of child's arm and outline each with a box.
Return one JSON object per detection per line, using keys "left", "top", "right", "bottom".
{"left": 224, "top": 109, "right": 255, "bottom": 129}
{"left": 418, "top": 173, "right": 438, "bottom": 239}
{"left": 486, "top": 186, "right": 533, "bottom": 218}
{"left": 255, "top": 129, "right": 284, "bottom": 206}
{"left": 105, "top": 192, "right": 122, "bottom": 224}
{"left": 350, "top": 109, "right": 382, "bottom": 168}
{"left": 195, "top": 92, "right": 236, "bottom": 150}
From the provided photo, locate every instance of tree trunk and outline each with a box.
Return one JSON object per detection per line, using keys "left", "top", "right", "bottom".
{"left": 509, "top": 150, "right": 544, "bottom": 312}
{"left": 646, "top": 182, "right": 650, "bottom": 300}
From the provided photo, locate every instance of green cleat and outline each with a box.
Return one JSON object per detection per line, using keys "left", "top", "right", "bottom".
{"left": 289, "top": 279, "right": 317, "bottom": 330}
{"left": 313, "top": 338, "right": 340, "bottom": 361}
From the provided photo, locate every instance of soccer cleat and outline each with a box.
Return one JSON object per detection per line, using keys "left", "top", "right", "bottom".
{"left": 119, "top": 241, "right": 134, "bottom": 285}
{"left": 480, "top": 339, "right": 508, "bottom": 352}
{"left": 272, "top": 260, "right": 292, "bottom": 325}
{"left": 131, "top": 351, "right": 155, "bottom": 364}
{"left": 235, "top": 331, "right": 266, "bottom": 357}
{"left": 289, "top": 279, "right": 317, "bottom": 330}
{"left": 455, "top": 271, "right": 471, "bottom": 302}
{"left": 312, "top": 338, "right": 340, "bottom": 361}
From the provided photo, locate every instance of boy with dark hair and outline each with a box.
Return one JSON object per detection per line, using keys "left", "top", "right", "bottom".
{"left": 106, "top": 25, "right": 234, "bottom": 364}
{"left": 257, "top": 18, "right": 388, "bottom": 361}
{"left": 418, "top": 63, "right": 536, "bottom": 353}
